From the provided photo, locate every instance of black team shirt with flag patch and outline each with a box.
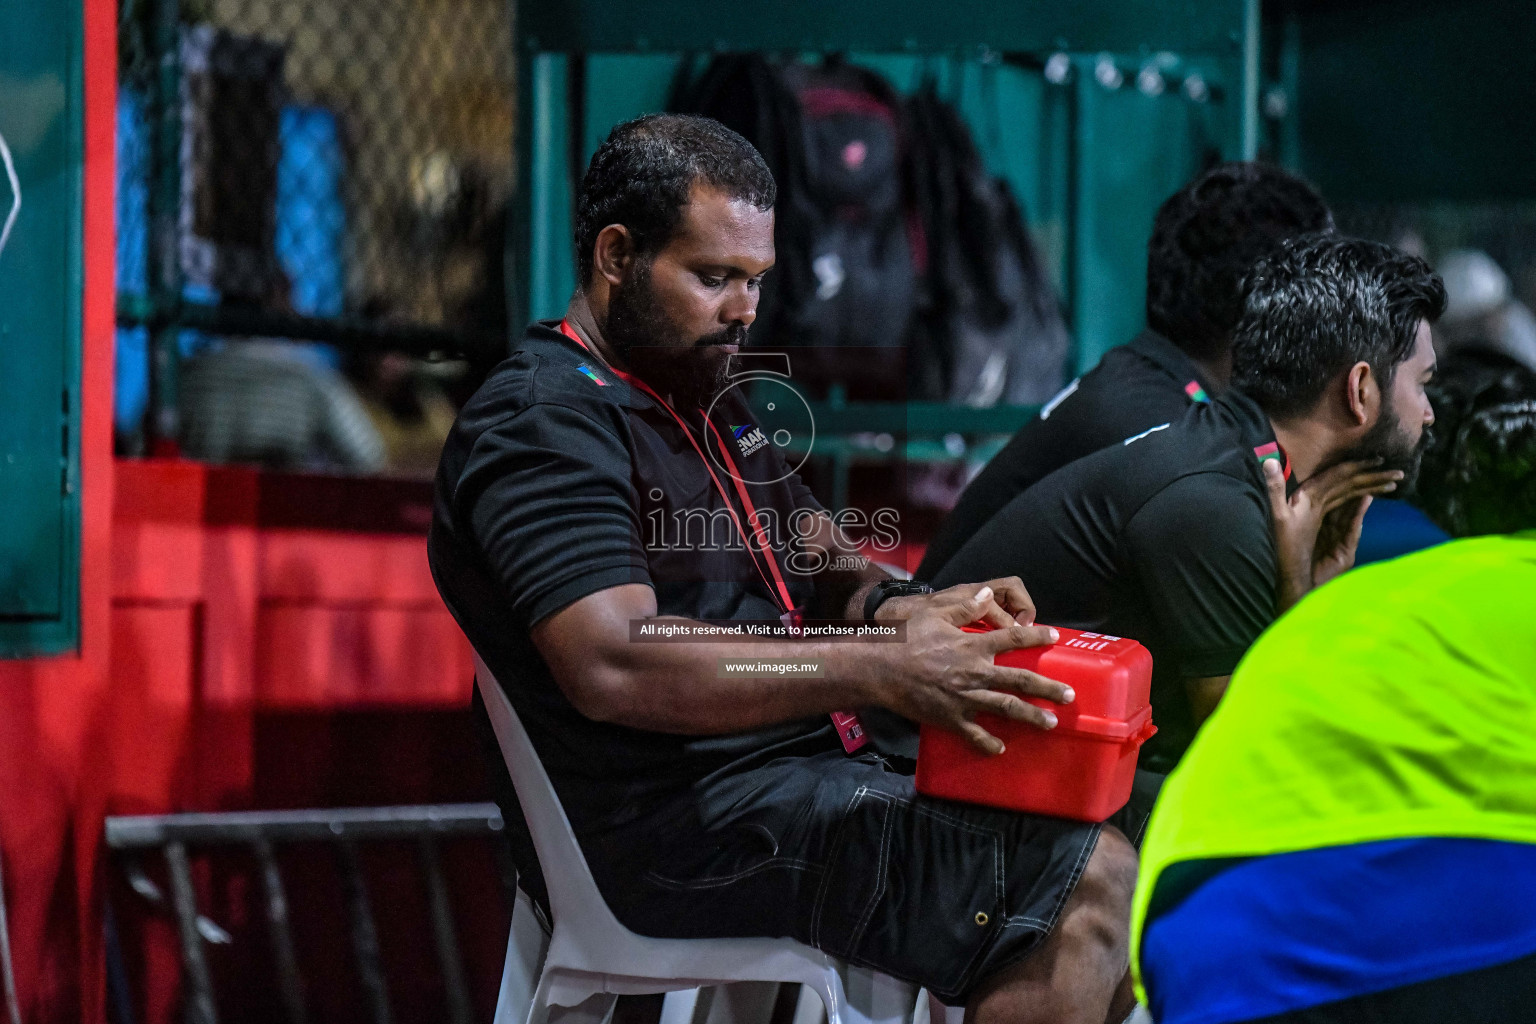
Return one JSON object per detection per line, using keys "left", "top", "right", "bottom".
{"left": 932, "top": 389, "right": 1286, "bottom": 771}
{"left": 429, "top": 322, "right": 838, "bottom": 841}
{"left": 918, "top": 330, "right": 1217, "bottom": 579}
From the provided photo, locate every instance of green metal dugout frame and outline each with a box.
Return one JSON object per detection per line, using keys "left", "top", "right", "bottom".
{"left": 0, "top": 0, "right": 85, "bottom": 657}
{"left": 506, "top": 0, "right": 1261, "bottom": 417}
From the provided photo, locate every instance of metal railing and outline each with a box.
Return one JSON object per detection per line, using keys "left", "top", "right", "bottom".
{"left": 105, "top": 803, "right": 512, "bottom": 1024}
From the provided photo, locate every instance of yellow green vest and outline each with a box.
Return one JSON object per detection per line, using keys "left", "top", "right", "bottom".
{"left": 1131, "top": 531, "right": 1536, "bottom": 998}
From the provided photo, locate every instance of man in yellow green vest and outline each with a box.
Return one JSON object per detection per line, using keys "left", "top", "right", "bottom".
{"left": 1131, "top": 388, "right": 1536, "bottom": 1022}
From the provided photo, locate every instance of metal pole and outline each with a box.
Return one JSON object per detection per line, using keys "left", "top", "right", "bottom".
{"left": 506, "top": 11, "right": 536, "bottom": 342}
{"left": 117, "top": 298, "right": 500, "bottom": 360}
{"left": 417, "top": 837, "right": 474, "bottom": 1024}
{"left": 1240, "top": 0, "right": 1261, "bottom": 159}
{"left": 104, "top": 899, "right": 140, "bottom": 1024}
{"left": 529, "top": 52, "right": 563, "bottom": 324}
{"left": 336, "top": 841, "right": 393, "bottom": 1024}
{"left": 252, "top": 840, "right": 309, "bottom": 1024}
{"left": 164, "top": 842, "right": 219, "bottom": 1024}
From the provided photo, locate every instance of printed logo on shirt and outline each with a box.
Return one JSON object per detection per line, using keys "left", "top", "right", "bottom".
{"left": 732, "top": 423, "right": 769, "bottom": 457}
{"left": 1184, "top": 380, "right": 1210, "bottom": 403}
{"left": 1123, "top": 423, "right": 1171, "bottom": 446}
{"left": 1040, "top": 378, "right": 1081, "bottom": 420}
{"left": 576, "top": 363, "right": 607, "bottom": 386}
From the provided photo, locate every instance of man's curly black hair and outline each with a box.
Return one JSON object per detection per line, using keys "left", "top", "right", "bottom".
{"left": 1437, "top": 400, "right": 1536, "bottom": 535}
{"left": 575, "top": 113, "right": 776, "bottom": 286}
{"left": 1416, "top": 354, "right": 1536, "bottom": 536}
{"left": 1231, "top": 235, "right": 1446, "bottom": 419}
{"left": 1146, "top": 162, "right": 1334, "bottom": 363}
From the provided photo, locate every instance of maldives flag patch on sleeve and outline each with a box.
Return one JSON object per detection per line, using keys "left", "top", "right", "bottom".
{"left": 1253, "top": 441, "right": 1293, "bottom": 480}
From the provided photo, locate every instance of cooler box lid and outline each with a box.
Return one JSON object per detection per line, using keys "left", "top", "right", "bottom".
{"left": 962, "top": 625, "right": 1153, "bottom": 739}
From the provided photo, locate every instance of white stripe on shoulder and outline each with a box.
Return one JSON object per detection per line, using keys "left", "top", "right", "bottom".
{"left": 1123, "top": 423, "right": 1171, "bottom": 446}
{"left": 1039, "top": 378, "right": 1081, "bottom": 420}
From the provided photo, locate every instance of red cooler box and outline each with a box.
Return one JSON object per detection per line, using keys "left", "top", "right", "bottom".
{"left": 915, "top": 626, "right": 1156, "bottom": 822}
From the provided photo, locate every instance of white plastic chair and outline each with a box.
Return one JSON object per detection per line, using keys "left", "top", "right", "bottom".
{"left": 475, "top": 656, "right": 921, "bottom": 1024}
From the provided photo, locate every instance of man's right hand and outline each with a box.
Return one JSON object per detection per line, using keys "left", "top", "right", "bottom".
{"left": 1265, "top": 458, "right": 1402, "bottom": 611}
{"left": 868, "top": 581, "right": 1074, "bottom": 755}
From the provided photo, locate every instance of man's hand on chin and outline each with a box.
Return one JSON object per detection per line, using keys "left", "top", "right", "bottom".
{"left": 1265, "top": 458, "right": 1401, "bottom": 610}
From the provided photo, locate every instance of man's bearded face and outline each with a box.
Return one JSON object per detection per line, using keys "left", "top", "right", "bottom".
{"left": 1334, "top": 394, "right": 1432, "bottom": 494}
{"left": 603, "top": 257, "right": 747, "bottom": 409}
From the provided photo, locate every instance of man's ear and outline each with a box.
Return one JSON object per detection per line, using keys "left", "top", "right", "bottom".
{"left": 1345, "top": 361, "right": 1376, "bottom": 427}
{"left": 593, "top": 224, "right": 636, "bottom": 288}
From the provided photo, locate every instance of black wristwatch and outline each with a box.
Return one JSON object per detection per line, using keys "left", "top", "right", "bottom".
{"left": 863, "top": 579, "right": 935, "bottom": 622}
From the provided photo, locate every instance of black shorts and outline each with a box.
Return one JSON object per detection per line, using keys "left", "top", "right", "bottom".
{"left": 579, "top": 750, "right": 1154, "bottom": 1004}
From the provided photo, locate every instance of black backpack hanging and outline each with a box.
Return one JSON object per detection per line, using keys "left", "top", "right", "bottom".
{"left": 773, "top": 58, "right": 920, "bottom": 354}
{"left": 674, "top": 55, "right": 923, "bottom": 397}
{"left": 905, "top": 80, "right": 1070, "bottom": 405}
{"left": 675, "top": 55, "right": 1067, "bottom": 404}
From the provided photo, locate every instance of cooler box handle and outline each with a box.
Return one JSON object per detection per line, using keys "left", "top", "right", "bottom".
{"left": 1127, "top": 711, "right": 1157, "bottom": 747}
{"left": 1065, "top": 705, "right": 1155, "bottom": 743}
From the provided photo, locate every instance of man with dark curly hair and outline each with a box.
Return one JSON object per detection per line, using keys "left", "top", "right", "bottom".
{"left": 431, "top": 114, "right": 1148, "bottom": 1024}
{"left": 919, "top": 162, "right": 1334, "bottom": 580}
{"left": 1415, "top": 352, "right": 1536, "bottom": 536}
{"left": 936, "top": 236, "right": 1441, "bottom": 769}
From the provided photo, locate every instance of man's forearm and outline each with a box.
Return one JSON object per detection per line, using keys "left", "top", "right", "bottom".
{"left": 1276, "top": 567, "right": 1312, "bottom": 614}
{"left": 535, "top": 579, "right": 1056, "bottom": 753}
{"left": 587, "top": 616, "right": 889, "bottom": 734}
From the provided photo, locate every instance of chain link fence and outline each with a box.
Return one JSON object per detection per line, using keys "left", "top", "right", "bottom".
{"left": 1336, "top": 201, "right": 1536, "bottom": 310}
{"left": 116, "top": 0, "right": 515, "bottom": 458}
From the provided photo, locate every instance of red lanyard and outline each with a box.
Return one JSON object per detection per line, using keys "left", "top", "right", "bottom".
{"left": 558, "top": 319, "right": 869, "bottom": 755}
{"left": 558, "top": 319, "right": 796, "bottom": 615}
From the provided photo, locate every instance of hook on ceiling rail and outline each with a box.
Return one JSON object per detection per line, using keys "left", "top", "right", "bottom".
{"left": 0, "top": 130, "right": 19, "bottom": 262}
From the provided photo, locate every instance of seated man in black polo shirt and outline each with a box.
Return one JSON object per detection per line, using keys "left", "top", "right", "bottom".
{"left": 933, "top": 236, "right": 1444, "bottom": 771}
{"left": 918, "top": 163, "right": 1333, "bottom": 579}
{"left": 431, "top": 115, "right": 1145, "bottom": 1024}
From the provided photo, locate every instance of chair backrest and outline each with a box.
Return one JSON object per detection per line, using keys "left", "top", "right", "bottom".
{"left": 474, "top": 656, "right": 920, "bottom": 1010}
{"left": 474, "top": 655, "right": 622, "bottom": 938}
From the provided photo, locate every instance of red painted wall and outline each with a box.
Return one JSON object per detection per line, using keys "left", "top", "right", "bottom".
{"left": 108, "top": 463, "right": 483, "bottom": 1024}
{"left": 9, "top": 459, "right": 484, "bottom": 1024}
{"left": 0, "top": 7, "right": 489, "bottom": 1017}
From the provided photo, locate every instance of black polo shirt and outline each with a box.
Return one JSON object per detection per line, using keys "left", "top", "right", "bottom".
{"left": 429, "top": 322, "right": 841, "bottom": 838}
{"left": 931, "top": 389, "right": 1282, "bottom": 771}
{"left": 917, "top": 330, "right": 1216, "bottom": 579}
